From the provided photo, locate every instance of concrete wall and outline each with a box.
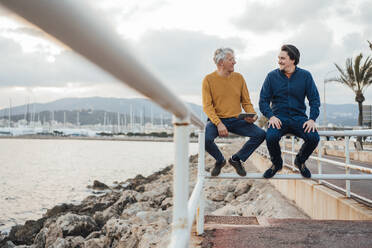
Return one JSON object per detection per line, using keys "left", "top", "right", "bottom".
{"left": 250, "top": 153, "right": 372, "bottom": 220}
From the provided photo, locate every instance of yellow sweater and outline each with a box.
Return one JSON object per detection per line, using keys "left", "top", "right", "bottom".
{"left": 202, "top": 71, "right": 256, "bottom": 125}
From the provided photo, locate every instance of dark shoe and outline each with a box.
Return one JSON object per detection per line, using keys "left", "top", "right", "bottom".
{"left": 294, "top": 157, "right": 311, "bottom": 178}
{"left": 263, "top": 164, "right": 282, "bottom": 178}
{"left": 211, "top": 159, "right": 226, "bottom": 176}
{"left": 228, "top": 157, "right": 247, "bottom": 176}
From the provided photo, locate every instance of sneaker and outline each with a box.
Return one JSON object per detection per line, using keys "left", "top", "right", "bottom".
{"left": 211, "top": 159, "right": 226, "bottom": 176}
{"left": 263, "top": 163, "right": 282, "bottom": 178}
{"left": 294, "top": 157, "right": 311, "bottom": 178}
{"left": 228, "top": 157, "right": 247, "bottom": 177}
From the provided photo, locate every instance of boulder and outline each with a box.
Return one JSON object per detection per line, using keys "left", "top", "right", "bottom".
{"left": 234, "top": 181, "right": 252, "bottom": 197}
{"left": 8, "top": 218, "right": 46, "bottom": 245}
{"left": 56, "top": 213, "right": 98, "bottom": 238}
{"left": 90, "top": 180, "right": 110, "bottom": 190}
{"left": 209, "top": 191, "right": 227, "bottom": 202}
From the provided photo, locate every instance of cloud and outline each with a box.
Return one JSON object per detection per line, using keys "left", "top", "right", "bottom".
{"left": 233, "top": 0, "right": 336, "bottom": 33}
{"left": 0, "top": 36, "right": 117, "bottom": 87}
{"left": 132, "top": 29, "right": 246, "bottom": 94}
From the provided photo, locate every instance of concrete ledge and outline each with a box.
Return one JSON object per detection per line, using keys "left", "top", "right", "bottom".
{"left": 250, "top": 153, "right": 372, "bottom": 220}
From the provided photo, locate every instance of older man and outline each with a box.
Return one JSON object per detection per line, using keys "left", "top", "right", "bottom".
{"left": 202, "top": 48, "right": 266, "bottom": 177}
{"left": 259, "top": 44, "right": 320, "bottom": 178}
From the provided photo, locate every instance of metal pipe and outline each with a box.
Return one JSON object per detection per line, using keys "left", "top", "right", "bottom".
{"left": 169, "top": 116, "right": 190, "bottom": 248}
{"left": 206, "top": 173, "right": 372, "bottom": 180}
{"left": 196, "top": 130, "right": 205, "bottom": 235}
{"left": 282, "top": 150, "right": 372, "bottom": 174}
{"left": 317, "top": 139, "right": 323, "bottom": 184}
{"left": 291, "top": 136, "right": 295, "bottom": 171}
{"left": 0, "top": 0, "right": 204, "bottom": 129}
{"left": 345, "top": 136, "right": 351, "bottom": 197}
{"left": 317, "top": 139, "right": 323, "bottom": 175}
{"left": 187, "top": 179, "right": 204, "bottom": 231}
{"left": 318, "top": 130, "right": 372, "bottom": 137}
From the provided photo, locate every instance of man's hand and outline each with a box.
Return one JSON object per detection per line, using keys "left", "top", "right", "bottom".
{"left": 244, "top": 115, "right": 258, "bottom": 123}
{"left": 303, "top": 119, "right": 317, "bottom": 133}
{"left": 217, "top": 122, "right": 228, "bottom": 137}
{"left": 268, "top": 116, "right": 282, "bottom": 129}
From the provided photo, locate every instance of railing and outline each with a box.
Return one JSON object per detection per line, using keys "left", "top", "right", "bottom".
{"left": 283, "top": 131, "right": 372, "bottom": 204}
{"left": 2, "top": 2, "right": 372, "bottom": 247}
{"left": 256, "top": 130, "right": 372, "bottom": 204}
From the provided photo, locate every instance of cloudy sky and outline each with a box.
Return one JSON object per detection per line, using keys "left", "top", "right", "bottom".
{"left": 0, "top": 0, "right": 371, "bottom": 110}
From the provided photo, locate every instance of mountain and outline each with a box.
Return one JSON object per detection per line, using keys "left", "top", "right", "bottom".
{"left": 0, "top": 97, "right": 206, "bottom": 126}
{"left": 0, "top": 97, "right": 364, "bottom": 126}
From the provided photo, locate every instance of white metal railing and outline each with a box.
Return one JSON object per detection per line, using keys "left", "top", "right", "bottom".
{"left": 257, "top": 130, "right": 372, "bottom": 204}
{"left": 3, "top": 1, "right": 372, "bottom": 247}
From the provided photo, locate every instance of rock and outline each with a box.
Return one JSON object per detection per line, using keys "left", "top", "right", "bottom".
{"left": 121, "top": 202, "right": 153, "bottom": 218}
{"left": 189, "top": 154, "right": 199, "bottom": 163}
{"left": 160, "top": 197, "right": 172, "bottom": 210}
{"left": 89, "top": 180, "right": 111, "bottom": 190}
{"left": 212, "top": 205, "right": 238, "bottom": 216}
{"left": 66, "top": 236, "right": 85, "bottom": 247}
{"left": 224, "top": 192, "right": 235, "bottom": 202}
{"left": 234, "top": 181, "right": 252, "bottom": 197}
{"left": 42, "top": 223, "right": 63, "bottom": 247}
{"left": 94, "top": 190, "right": 138, "bottom": 227}
{"left": 84, "top": 237, "right": 107, "bottom": 248}
{"left": 117, "top": 233, "right": 140, "bottom": 248}
{"left": 104, "top": 219, "right": 131, "bottom": 239}
{"left": 8, "top": 218, "right": 46, "bottom": 245}
{"left": 86, "top": 231, "right": 102, "bottom": 240}
{"left": 56, "top": 213, "right": 98, "bottom": 238}
{"left": 208, "top": 191, "right": 227, "bottom": 202}
{"left": 50, "top": 237, "right": 69, "bottom": 248}
{"left": 2, "top": 241, "right": 16, "bottom": 248}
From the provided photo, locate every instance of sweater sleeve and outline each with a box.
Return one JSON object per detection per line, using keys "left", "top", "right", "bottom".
{"left": 241, "top": 76, "right": 256, "bottom": 114}
{"left": 202, "top": 77, "right": 221, "bottom": 125}
{"left": 306, "top": 72, "right": 321, "bottom": 121}
{"left": 259, "top": 74, "right": 274, "bottom": 119}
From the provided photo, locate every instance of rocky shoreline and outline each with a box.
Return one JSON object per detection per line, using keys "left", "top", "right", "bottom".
{"left": 0, "top": 142, "right": 308, "bottom": 248}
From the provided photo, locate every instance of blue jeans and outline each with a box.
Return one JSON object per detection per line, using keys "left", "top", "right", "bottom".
{"left": 205, "top": 118, "right": 266, "bottom": 162}
{"left": 266, "top": 117, "right": 320, "bottom": 167}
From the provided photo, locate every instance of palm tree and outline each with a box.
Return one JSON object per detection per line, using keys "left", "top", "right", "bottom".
{"left": 368, "top": 40, "right": 372, "bottom": 51}
{"left": 327, "top": 53, "right": 372, "bottom": 127}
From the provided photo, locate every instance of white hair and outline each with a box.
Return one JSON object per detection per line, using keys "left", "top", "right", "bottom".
{"left": 213, "top": 47, "right": 234, "bottom": 65}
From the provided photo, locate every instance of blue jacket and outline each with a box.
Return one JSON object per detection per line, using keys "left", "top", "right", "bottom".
{"left": 259, "top": 67, "right": 320, "bottom": 121}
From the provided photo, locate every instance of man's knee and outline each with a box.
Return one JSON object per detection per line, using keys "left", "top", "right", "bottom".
{"left": 305, "top": 132, "right": 320, "bottom": 146}
{"left": 266, "top": 131, "right": 281, "bottom": 145}
{"left": 205, "top": 135, "right": 216, "bottom": 146}
{"left": 257, "top": 129, "right": 266, "bottom": 142}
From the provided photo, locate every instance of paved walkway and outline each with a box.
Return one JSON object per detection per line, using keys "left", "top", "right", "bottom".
{"left": 195, "top": 215, "right": 372, "bottom": 248}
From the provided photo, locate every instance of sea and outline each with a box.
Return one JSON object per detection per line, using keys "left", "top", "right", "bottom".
{"left": 0, "top": 138, "right": 199, "bottom": 233}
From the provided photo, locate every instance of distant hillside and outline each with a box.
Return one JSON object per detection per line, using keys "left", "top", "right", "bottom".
{"left": 0, "top": 97, "right": 362, "bottom": 126}
{"left": 0, "top": 97, "right": 206, "bottom": 125}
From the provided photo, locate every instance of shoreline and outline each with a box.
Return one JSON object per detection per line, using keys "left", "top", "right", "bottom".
{"left": 0, "top": 135, "right": 233, "bottom": 143}
{"left": 0, "top": 141, "right": 308, "bottom": 247}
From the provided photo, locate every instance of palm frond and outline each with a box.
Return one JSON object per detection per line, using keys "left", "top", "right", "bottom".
{"left": 334, "top": 63, "right": 347, "bottom": 78}
{"left": 360, "top": 56, "right": 372, "bottom": 85}
{"left": 354, "top": 53, "right": 362, "bottom": 84}
{"left": 346, "top": 58, "right": 355, "bottom": 83}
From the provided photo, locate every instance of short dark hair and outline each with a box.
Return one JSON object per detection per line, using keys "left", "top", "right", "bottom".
{"left": 281, "top": 44, "right": 300, "bottom": 65}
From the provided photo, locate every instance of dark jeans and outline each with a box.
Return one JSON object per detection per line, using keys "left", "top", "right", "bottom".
{"left": 266, "top": 117, "right": 320, "bottom": 167}
{"left": 205, "top": 118, "right": 266, "bottom": 162}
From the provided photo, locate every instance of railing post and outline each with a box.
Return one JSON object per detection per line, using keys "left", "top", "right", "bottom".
{"left": 317, "top": 138, "right": 323, "bottom": 174}
{"left": 169, "top": 115, "right": 190, "bottom": 248}
{"left": 291, "top": 136, "right": 295, "bottom": 171}
{"left": 196, "top": 130, "right": 205, "bottom": 235}
{"left": 345, "top": 136, "right": 351, "bottom": 197}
